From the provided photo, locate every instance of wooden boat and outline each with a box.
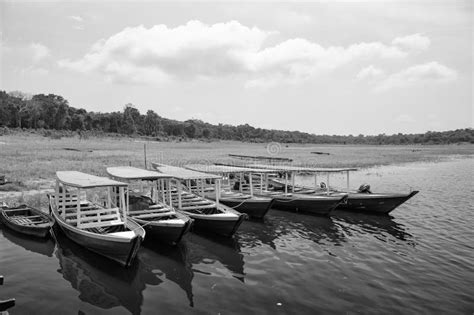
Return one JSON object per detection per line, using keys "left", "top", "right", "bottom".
{"left": 222, "top": 163, "right": 348, "bottom": 216}
{"left": 48, "top": 171, "right": 145, "bottom": 268}
{"left": 183, "top": 164, "right": 274, "bottom": 219}
{"left": 268, "top": 168, "right": 419, "bottom": 214}
{"left": 106, "top": 166, "right": 193, "bottom": 245}
{"left": 151, "top": 163, "right": 247, "bottom": 237}
{"left": 0, "top": 204, "right": 54, "bottom": 238}
{"left": 0, "top": 275, "right": 15, "bottom": 313}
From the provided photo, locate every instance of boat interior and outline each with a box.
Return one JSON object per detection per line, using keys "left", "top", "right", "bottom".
{"left": 50, "top": 193, "right": 128, "bottom": 235}
{"left": 2, "top": 206, "right": 51, "bottom": 227}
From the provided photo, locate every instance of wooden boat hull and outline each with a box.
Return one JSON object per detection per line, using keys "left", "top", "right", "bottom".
{"left": 134, "top": 213, "right": 193, "bottom": 246}
{"left": 0, "top": 205, "right": 54, "bottom": 238}
{"left": 270, "top": 194, "right": 347, "bottom": 216}
{"left": 218, "top": 198, "right": 273, "bottom": 219}
{"left": 181, "top": 205, "right": 247, "bottom": 237}
{"left": 205, "top": 195, "right": 273, "bottom": 219}
{"left": 48, "top": 198, "right": 144, "bottom": 268}
{"left": 336, "top": 191, "right": 419, "bottom": 214}
{"left": 190, "top": 214, "right": 246, "bottom": 237}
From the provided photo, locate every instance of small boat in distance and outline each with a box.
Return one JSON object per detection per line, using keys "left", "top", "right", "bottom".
{"left": 106, "top": 166, "right": 193, "bottom": 245}
{"left": 151, "top": 163, "right": 247, "bottom": 237}
{"left": 0, "top": 204, "right": 54, "bottom": 238}
{"left": 183, "top": 164, "right": 275, "bottom": 219}
{"left": 48, "top": 171, "right": 145, "bottom": 268}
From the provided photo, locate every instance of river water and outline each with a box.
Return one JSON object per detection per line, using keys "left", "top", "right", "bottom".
{"left": 0, "top": 157, "right": 473, "bottom": 314}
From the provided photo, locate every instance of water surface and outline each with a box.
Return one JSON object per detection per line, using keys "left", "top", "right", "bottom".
{"left": 0, "top": 157, "right": 473, "bottom": 314}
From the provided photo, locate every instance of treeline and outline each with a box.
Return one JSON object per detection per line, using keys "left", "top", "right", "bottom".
{"left": 1, "top": 91, "right": 473, "bottom": 144}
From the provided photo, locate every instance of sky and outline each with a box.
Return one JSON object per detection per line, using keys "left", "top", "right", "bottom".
{"left": 0, "top": 0, "right": 472, "bottom": 135}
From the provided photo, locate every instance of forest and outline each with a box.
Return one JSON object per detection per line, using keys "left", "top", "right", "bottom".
{"left": 1, "top": 90, "right": 473, "bottom": 144}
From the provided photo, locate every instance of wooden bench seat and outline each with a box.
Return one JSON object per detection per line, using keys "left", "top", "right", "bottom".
{"left": 132, "top": 212, "right": 175, "bottom": 219}
{"left": 180, "top": 204, "right": 217, "bottom": 211}
{"left": 129, "top": 208, "right": 172, "bottom": 215}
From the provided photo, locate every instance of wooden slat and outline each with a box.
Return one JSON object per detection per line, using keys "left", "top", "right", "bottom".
{"left": 132, "top": 212, "right": 175, "bottom": 219}
{"left": 67, "top": 213, "right": 121, "bottom": 224}
{"left": 180, "top": 204, "right": 217, "bottom": 210}
{"left": 129, "top": 208, "right": 172, "bottom": 215}
{"left": 79, "top": 219, "right": 123, "bottom": 229}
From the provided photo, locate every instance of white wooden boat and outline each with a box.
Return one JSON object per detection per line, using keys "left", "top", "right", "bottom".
{"left": 219, "top": 163, "right": 349, "bottom": 216}
{"left": 48, "top": 171, "right": 145, "bottom": 267}
{"left": 151, "top": 163, "right": 246, "bottom": 237}
{"left": 183, "top": 164, "right": 275, "bottom": 219}
{"left": 106, "top": 166, "right": 193, "bottom": 245}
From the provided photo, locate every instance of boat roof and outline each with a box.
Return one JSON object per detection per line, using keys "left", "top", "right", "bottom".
{"left": 56, "top": 171, "right": 128, "bottom": 188}
{"left": 151, "top": 163, "right": 221, "bottom": 180}
{"left": 246, "top": 164, "right": 358, "bottom": 173}
{"left": 184, "top": 164, "right": 275, "bottom": 174}
{"left": 106, "top": 166, "right": 172, "bottom": 181}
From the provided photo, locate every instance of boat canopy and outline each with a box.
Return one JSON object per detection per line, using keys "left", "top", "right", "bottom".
{"left": 56, "top": 171, "right": 128, "bottom": 188}
{"left": 247, "top": 164, "right": 358, "bottom": 173}
{"left": 106, "top": 166, "right": 172, "bottom": 181}
{"left": 184, "top": 164, "right": 275, "bottom": 174}
{"left": 151, "top": 163, "right": 221, "bottom": 180}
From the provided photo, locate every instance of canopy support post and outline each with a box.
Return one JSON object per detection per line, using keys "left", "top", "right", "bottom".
{"left": 77, "top": 188, "right": 81, "bottom": 228}
{"left": 326, "top": 173, "right": 330, "bottom": 195}
{"left": 215, "top": 179, "right": 220, "bottom": 205}
{"left": 291, "top": 172, "right": 295, "bottom": 193}
{"left": 285, "top": 173, "right": 288, "bottom": 194}
{"left": 346, "top": 171, "right": 350, "bottom": 192}
{"left": 177, "top": 180, "right": 182, "bottom": 209}
{"left": 249, "top": 172, "right": 254, "bottom": 196}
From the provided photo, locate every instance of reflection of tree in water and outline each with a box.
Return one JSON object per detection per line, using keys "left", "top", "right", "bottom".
{"left": 139, "top": 242, "right": 195, "bottom": 307}
{"left": 186, "top": 233, "right": 245, "bottom": 282}
{"left": 332, "top": 212, "right": 415, "bottom": 245}
{"left": 237, "top": 211, "right": 346, "bottom": 250}
{"left": 54, "top": 231, "right": 159, "bottom": 315}
{"left": 0, "top": 227, "right": 55, "bottom": 257}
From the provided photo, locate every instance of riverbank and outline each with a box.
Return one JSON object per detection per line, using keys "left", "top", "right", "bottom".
{"left": 1, "top": 133, "right": 473, "bottom": 196}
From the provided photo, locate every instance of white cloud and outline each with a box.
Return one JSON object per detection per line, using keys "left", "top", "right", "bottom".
{"left": 59, "top": 20, "right": 424, "bottom": 86}
{"left": 392, "top": 33, "right": 430, "bottom": 52}
{"left": 30, "top": 43, "right": 50, "bottom": 62}
{"left": 375, "top": 61, "right": 457, "bottom": 91}
{"left": 68, "top": 15, "right": 83, "bottom": 22}
{"left": 356, "top": 65, "right": 384, "bottom": 81}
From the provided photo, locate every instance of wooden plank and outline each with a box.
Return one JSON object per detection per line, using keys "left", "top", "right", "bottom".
{"left": 67, "top": 213, "right": 121, "bottom": 224}
{"left": 132, "top": 212, "right": 175, "bottom": 219}
{"left": 129, "top": 208, "right": 172, "bottom": 215}
{"left": 79, "top": 219, "right": 123, "bottom": 229}
{"left": 180, "top": 204, "right": 217, "bottom": 210}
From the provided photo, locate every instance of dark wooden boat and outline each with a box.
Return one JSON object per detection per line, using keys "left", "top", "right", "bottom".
{"left": 265, "top": 192, "right": 348, "bottom": 215}
{"left": 152, "top": 163, "right": 247, "bottom": 237}
{"left": 49, "top": 171, "right": 146, "bottom": 268}
{"left": 269, "top": 177, "right": 419, "bottom": 214}
{"left": 336, "top": 191, "right": 419, "bottom": 214}
{"left": 184, "top": 164, "right": 275, "bottom": 219}
{"left": 0, "top": 204, "right": 54, "bottom": 238}
{"left": 205, "top": 192, "right": 274, "bottom": 219}
{"left": 107, "top": 166, "right": 194, "bottom": 245}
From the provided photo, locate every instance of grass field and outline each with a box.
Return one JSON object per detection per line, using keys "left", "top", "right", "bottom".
{"left": 1, "top": 133, "right": 473, "bottom": 205}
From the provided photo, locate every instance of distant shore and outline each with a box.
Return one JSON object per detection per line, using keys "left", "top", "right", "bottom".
{"left": 1, "top": 132, "right": 473, "bottom": 196}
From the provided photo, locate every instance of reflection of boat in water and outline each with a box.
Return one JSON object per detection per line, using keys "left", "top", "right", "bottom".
{"left": 54, "top": 229, "right": 159, "bottom": 315}
{"left": 0, "top": 227, "right": 55, "bottom": 257}
{"left": 185, "top": 233, "right": 245, "bottom": 282}
{"left": 332, "top": 212, "right": 414, "bottom": 244}
{"left": 139, "top": 243, "right": 195, "bottom": 307}
{"left": 238, "top": 210, "right": 346, "bottom": 249}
